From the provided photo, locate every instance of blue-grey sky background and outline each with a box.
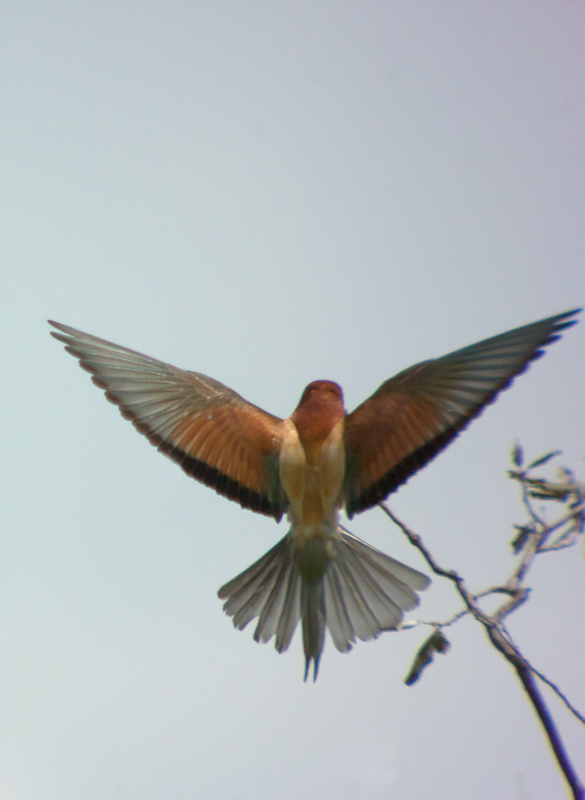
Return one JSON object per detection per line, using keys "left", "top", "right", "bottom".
{"left": 1, "top": 3, "right": 584, "bottom": 798}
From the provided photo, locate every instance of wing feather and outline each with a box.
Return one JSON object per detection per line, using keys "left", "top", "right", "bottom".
{"left": 50, "top": 321, "right": 287, "bottom": 518}
{"left": 344, "top": 309, "right": 581, "bottom": 516}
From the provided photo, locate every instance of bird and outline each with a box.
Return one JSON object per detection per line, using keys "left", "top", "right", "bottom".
{"left": 49, "top": 309, "right": 580, "bottom": 679}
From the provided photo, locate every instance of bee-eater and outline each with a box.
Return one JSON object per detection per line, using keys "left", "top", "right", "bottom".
{"left": 49, "top": 309, "right": 579, "bottom": 678}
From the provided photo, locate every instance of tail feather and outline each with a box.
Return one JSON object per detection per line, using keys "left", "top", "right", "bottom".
{"left": 327, "top": 556, "right": 387, "bottom": 640}
{"left": 334, "top": 530, "right": 429, "bottom": 627}
{"left": 322, "top": 568, "right": 355, "bottom": 652}
{"left": 219, "top": 538, "right": 288, "bottom": 629}
{"left": 335, "top": 553, "right": 405, "bottom": 630}
{"left": 301, "top": 581, "right": 326, "bottom": 680}
{"left": 218, "top": 527, "right": 429, "bottom": 679}
{"left": 275, "top": 569, "right": 301, "bottom": 652}
{"left": 339, "top": 527, "right": 430, "bottom": 591}
{"left": 254, "top": 559, "right": 297, "bottom": 645}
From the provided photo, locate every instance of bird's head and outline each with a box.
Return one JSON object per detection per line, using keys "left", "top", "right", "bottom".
{"left": 290, "top": 381, "right": 346, "bottom": 446}
{"left": 294, "top": 380, "right": 345, "bottom": 411}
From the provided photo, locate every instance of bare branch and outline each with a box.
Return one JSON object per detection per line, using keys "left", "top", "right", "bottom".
{"left": 380, "top": 449, "right": 585, "bottom": 799}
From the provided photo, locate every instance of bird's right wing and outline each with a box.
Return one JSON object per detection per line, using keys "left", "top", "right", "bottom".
{"left": 50, "top": 322, "right": 288, "bottom": 519}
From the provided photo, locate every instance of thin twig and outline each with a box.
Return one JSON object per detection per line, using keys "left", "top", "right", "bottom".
{"left": 380, "top": 501, "right": 585, "bottom": 800}
{"left": 530, "top": 667, "right": 585, "bottom": 727}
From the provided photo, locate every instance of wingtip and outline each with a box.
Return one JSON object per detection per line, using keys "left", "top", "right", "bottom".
{"left": 550, "top": 308, "right": 582, "bottom": 330}
{"left": 48, "top": 320, "right": 72, "bottom": 341}
{"left": 538, "top": 308, "right": 582, "bottom": 349}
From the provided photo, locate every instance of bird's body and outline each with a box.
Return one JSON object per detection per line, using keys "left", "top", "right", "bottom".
{"left": 50, "top": 309, "right": 580, "bottom": 678}
{"left": 282, "top": 382, "right": 345, "bottom": 531}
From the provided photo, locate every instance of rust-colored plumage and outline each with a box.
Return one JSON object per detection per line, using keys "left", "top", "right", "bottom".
{"left": 290, "top": 381, "right": 345, "bottom": 448}
{"left": 50, "top": 309, "right": 580, "bottom": 678}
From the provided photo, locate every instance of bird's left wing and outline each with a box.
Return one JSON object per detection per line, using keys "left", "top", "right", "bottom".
{"left": 49, "top": 322, "right": 287, "bottom": 519}
{"left": 343, "top": 309, "right": 580, "bottom": 517}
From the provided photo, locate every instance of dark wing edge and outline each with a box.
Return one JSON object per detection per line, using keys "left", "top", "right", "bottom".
{"left": 49, "top": 320, "right": 287, "bottom": 520}
{"left": 344, "top": 308, "right": 581, "bottom": 517}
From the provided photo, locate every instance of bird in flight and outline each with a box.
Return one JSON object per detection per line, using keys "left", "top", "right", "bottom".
{"left": 50, "top": 309, "right": 580, "bottom": 678}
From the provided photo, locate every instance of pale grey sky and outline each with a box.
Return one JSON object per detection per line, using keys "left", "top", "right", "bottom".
{"left": 1, "top": 3, "right": 584, "bottom": 798}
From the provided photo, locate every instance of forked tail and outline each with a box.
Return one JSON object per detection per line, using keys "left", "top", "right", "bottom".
{"left": 218, "top": 528, "right": 430, "bottom": 680}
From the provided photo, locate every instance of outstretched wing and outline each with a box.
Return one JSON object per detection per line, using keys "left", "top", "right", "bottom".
{"left": 50, "top": 322, "right": 287, "bottom": 519}
{"left": 343, "top": 309, "right": 580, "bottom": 517}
